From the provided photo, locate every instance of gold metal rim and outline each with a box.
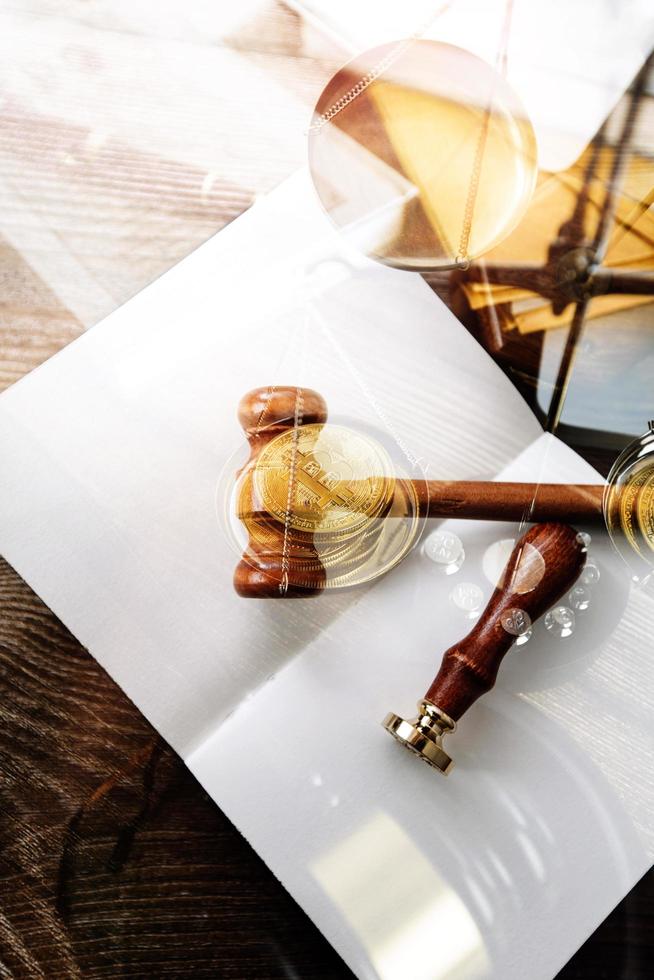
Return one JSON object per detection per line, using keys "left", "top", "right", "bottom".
{"left": 382, "top": 710, "right": 454, "bottom": 775}
{"left": 254, "top": 423, "right": 396, "bottom": 538}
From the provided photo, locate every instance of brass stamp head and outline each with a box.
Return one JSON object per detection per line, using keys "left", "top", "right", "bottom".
{"left": 383, "top": 700, "right": 456, "bottom": 775}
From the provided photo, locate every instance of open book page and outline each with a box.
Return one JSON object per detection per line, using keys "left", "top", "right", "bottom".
{"left": 0, "top": 170, "right": 541, "bottom": 758}
{"left": 188, "top": 432, "right": 654, "bottom": 980}
{"left": 1, "top": 169, "right": 652, "bottom": 979}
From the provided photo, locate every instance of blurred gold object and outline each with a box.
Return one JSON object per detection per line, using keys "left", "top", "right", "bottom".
{"left": 604, "top": 422, "right": 654, "bottom": 578}
{"left": 308, "top": 39, "right": 537, "bottom": 270}
{"left": 462, "top": 146, "right": 654, "bottom": 333}
{"left": 367, "top": 75, "right": 537, "bottom": 264}
{"left": 326, "top": 477, "right": 420, "bottom": 588}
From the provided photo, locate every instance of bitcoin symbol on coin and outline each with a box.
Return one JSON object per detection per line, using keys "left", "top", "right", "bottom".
{"left": 255, "top": 423, "right": 395, "bottom": 538}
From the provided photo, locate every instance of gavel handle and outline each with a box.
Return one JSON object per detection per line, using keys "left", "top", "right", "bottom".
{"left": 241, "top": 481, "right": 606, "bottom": 525}
{"left": 416, "top": 481, "right": 604, "bottom": 523}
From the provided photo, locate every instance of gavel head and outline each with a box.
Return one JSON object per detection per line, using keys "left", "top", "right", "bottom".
{"left": 232, "top": 386, "right": 422, "bottom": 597}
{"left": 237, "top": 386, "right": 329, "bottom": 466}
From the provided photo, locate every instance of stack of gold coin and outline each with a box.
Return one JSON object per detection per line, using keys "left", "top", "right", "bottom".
{"left": 604, "top": 423, "right": 654, "bottom": 581}
{"left": 237, "top": 423, "right": 412, "bottom": 588}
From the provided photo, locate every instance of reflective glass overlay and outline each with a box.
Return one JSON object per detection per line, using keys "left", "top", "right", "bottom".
{"left": 604, "top": 422, "right": 654, "bottom": 583}
{"left": 217, "top": 418, "right": 427, "bottom": 593}
{"left": 308, "top": 41, "right": 537, "bottom": 271}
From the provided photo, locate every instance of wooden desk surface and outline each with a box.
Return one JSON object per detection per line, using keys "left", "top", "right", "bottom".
{"left": 0, "top": 2, "right": 651, "bottom": 976}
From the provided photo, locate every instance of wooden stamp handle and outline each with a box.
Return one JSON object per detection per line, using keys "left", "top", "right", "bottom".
{"left": 425, "top": 523, "right": 586, "bottom": 719}
{"left": 383, "top": 522, "right": 587, "bottom": 774}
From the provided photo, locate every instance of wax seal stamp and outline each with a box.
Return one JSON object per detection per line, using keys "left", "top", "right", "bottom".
{"left": 383, "top": 522, "right": 587, "bottom": 773}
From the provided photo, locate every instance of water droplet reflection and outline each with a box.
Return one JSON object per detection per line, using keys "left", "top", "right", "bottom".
{"left": 482, "top": 538, "right": 515, "bottom": 587}
{"left": 500, "top": 607, "right": 532, "bottom": 637}
{"left": 576, "top": 531, "right": 592, "bottom": 550}
{"left": 450, "top": 582, "right": 484, "bottom": 617}
{"left": 424, "top": 530, "right": 465, "bottom": 574}
{"left": 544, "top": 605, "right": 576, "bottom": 638}
{"left": 569, "top": 585, "right": 591, "bottom": 612}
{"left": 581, "top": 561, "right": 601, "bottom": 586}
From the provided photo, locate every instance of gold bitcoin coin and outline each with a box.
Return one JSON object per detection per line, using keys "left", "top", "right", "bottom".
{"left": 240, "top": 503, "right": 386, "bottom": 571}
{"left": 635, "top": 463, "right": 654, "bottom": 555}
{"left": 615, "top": 461, "right": 654, "bottom": 560}
{"left": 254, "top": 423, "right": 395, "bottom": 538}
{"left": 238, "top": 466, "right": 384, "bottom": 561}
{"left": 327, "top": 478, "right": 421, "bottom": 588}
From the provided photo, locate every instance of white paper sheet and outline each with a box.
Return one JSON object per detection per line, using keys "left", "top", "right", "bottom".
{"left": 0, "top": 172, "right": 652, "bottom": 978}
{"left": 189, "top": 432, "right": 654, "bottom": 979}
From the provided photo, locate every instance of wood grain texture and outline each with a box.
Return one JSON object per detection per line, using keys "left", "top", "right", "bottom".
{"left": 0, "top": 239, "right": 82, "bottom": 392}
{"left": 0, "top": 538, "right": 649, "bottom": 978}
{"left": 0, "top": 2, "right": 651, "bottom": 977}
{"left": 418, "top": 481, "right": 605, "bottom": 522}
{"left": 0, "top": 3, "right": 352, "bottom": 976}
{"left": 0, "top": 0, "right": 342, "bottom": 385}
{"left": 0, "top": 556, "right": 354, "bottom": 979}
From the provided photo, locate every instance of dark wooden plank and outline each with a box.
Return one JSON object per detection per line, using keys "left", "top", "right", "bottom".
{"left": 0, "top": 556, "right": 354, "bottom": 979}
{"left": 557, "top": 869, "right": 654, "bottom": 979}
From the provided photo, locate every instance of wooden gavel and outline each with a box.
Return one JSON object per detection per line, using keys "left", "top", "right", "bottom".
{"left": 383, "top": 522, "right": 587, "bottom": 773}
{"left": 233, "top": 385, "right": 604, "bottom": 597}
